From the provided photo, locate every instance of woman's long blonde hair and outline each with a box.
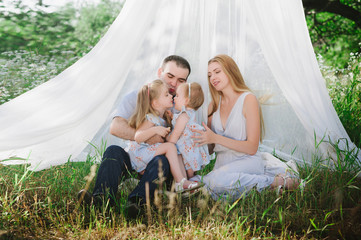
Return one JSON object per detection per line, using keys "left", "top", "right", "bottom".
{"left": 129, "top": 79, "right": 171, "bottom": 130}
{"left": 208, "top": 54, "right": 265, "bottom": 141}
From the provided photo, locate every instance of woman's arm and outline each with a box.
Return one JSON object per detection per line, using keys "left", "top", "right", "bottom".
{"left": 207, "top": 103, "right": 215, "bottom": 154}
{"left": 194, "top": 95, "right": 260, "bottom": 155}
{"left": 166, "top": 112, "right": 189, "bottom": 143}
{"left": 134, "top": 120, "right": 170, "bottom": 144}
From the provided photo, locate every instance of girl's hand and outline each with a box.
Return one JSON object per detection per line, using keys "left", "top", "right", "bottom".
{"left": 155, "top": 126, "right": 171, "bottom": 138}
{"left": 192, "top": 122, "right": 216, "bottom": 146}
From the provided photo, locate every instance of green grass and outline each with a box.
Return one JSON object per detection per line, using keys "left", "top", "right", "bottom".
{"left": 0, "top": 140, "right": 360, "bottom": 239}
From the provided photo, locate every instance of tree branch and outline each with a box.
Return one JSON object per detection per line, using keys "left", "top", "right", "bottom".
{"left": 303, "top": 0, "right": 361, "bottom": 28}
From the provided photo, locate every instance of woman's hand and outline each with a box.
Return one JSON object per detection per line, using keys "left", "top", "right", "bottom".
{"left": 192, "top": 122, "right": 217, "bottom": 146}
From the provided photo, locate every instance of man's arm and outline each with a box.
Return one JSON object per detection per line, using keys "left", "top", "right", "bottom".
{"left": 109, "top": 116, "right": 136, "bottom": 141}
{"left": 135, "top": 120, "right": 170, "bottom": 143}
{"left": 109, "top": 116, "right": 165, "bottom": 144}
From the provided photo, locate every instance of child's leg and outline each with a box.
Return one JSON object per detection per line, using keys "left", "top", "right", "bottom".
{"left": 155, "top": 143, "right": 185, "bottom": 183}
{"left": 179, "top": 154, "right": 194, "bottom": 178}
{"left": 177, "top": 154, "right": 187, "bottom": 179}
{"left": 176, "top": 154, "right": 200, "bottom": 189}
{"left": 186, "top": 169, "right": 195, "bottom": 179}
{"left": 155, "top": 143, "right": 200, "bottom": 189}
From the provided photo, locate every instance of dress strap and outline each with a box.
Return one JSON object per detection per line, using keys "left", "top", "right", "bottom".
{"left": 239, "top": 91, "right": 252, "bottom": 104}
{"left": 173, "top": 106, "right": 194, "bottom": 121}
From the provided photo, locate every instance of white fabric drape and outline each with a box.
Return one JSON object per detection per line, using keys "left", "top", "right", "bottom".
{"left": 247, "top": 0, "right": 355, "bottom": 161}
{"left": 0, "top": 0, "right": 359, "bottom": 171}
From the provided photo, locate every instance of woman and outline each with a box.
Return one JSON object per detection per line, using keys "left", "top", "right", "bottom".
{"left": 193, "top": 54, "right": 301, "bottom": 201}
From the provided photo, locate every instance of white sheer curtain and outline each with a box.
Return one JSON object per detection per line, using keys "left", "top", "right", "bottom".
{"left": 246, "top": 0, "right": 358, "bottom": 161}
{"left": 0, "top": 0, "right": 359, "bottom": 171}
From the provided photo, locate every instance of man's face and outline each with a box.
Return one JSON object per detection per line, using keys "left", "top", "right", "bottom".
{"left": 158, "top": 61, "right": 189, "bottom": 95}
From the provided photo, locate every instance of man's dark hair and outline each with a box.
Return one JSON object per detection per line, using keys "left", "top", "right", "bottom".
{"left": 162, "top": 55, "right": 191, "bottom": 76}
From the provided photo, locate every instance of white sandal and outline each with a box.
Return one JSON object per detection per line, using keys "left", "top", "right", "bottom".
{"left": 276, "top": 175, "right": 306, "bottom": 195}
{"left": 299, "top": 179, "right": 306, "bottom": 194}
{"left": 175, "top": 178, "right": 203, "bottom": 193}
{"left": 276, "top": 175, "right": 288, "bottom": 195}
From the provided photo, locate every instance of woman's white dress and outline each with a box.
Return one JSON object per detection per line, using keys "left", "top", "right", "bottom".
{"left": 201, "top": 92, "right": 296, "bottom": 201}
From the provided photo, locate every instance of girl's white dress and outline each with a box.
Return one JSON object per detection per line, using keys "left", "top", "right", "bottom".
{"left": 201, "top": 92, "right": 296, "bottom": 201}
{"left": 172, "top": 107, "right": 210, "bottom": 171}
{"left": 126, "top": 114, "right": 166, "bottom": 172}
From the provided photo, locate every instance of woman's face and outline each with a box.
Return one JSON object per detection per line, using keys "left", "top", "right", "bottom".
{"left": 208, "top": 62, "right": 230, "bottom": 91}
{"left": 173, "top": 84, "right": 188, "bottom": 111}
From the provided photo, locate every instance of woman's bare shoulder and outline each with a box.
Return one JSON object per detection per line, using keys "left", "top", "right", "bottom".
{"left": 244, "top": 92, "right": 258, "bottom": 103}
{"left": 243, "top": 93, "right": 259, "bottom": 116}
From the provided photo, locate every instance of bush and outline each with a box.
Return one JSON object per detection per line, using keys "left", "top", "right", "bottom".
{"left": 0, "top": 0, "right": 123, "bottom": 57}
{"left": 306, "top": 10, "right": 361, "bottom": 69}
{"left": 73, "top": 0, "right": 124, "bottom": 53}
{"left": 0, "top": 50, "right": 79, "bottom": 104}
{"left": 320, "top": 52, "right": 361, "bottom": 147}
{"left": 0, "top": 0, "right": 123, "bottom": 105}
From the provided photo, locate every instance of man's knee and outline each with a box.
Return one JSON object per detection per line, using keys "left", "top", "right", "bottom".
{"left": 103, "top": 145, "right": 127, "bottom": 161}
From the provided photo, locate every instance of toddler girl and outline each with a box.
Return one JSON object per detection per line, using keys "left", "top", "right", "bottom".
{"left": 167, "top": 82, "right": 210, "bottom": 179}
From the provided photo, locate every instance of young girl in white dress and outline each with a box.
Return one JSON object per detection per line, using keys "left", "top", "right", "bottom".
{"left": 127, "top": 79, "right": 202, "bottom": 193}
{"left": 193, "top": 55, "right": 302, "bottom": 201}
{"left": 167, "top": 82, "right": 210, "bottom": 179}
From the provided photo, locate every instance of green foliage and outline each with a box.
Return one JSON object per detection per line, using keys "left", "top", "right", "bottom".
{"left": 0, "top": 0, "right": 123, "bottom": 56}
{"left": 320, "top": 53, "right": 361, "bottom": 146}
{"left": 73, "top": 0, "right": 124, "bottom": 52}
{"left": 0, "top": 0, "right": 123, "bottom": 104}
{"left": 306, "top": 10, "right": 361, "bottom": 68}
{"left": 0, "top": 50, "right": 79, "bottom": 104}
{"left": 0, "top": 1, "right": 79, "bottom": 55}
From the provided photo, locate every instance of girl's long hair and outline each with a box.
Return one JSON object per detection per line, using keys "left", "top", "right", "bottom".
{"left": 208, "top": 54, "right": 265, "bottom": 141}
{"left": 129, "top": 79, "right": 171, "bottom": 129}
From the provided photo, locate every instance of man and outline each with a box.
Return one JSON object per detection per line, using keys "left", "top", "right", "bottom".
{"left": 78, "top": 55, "right": 191, "bottom": 218}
